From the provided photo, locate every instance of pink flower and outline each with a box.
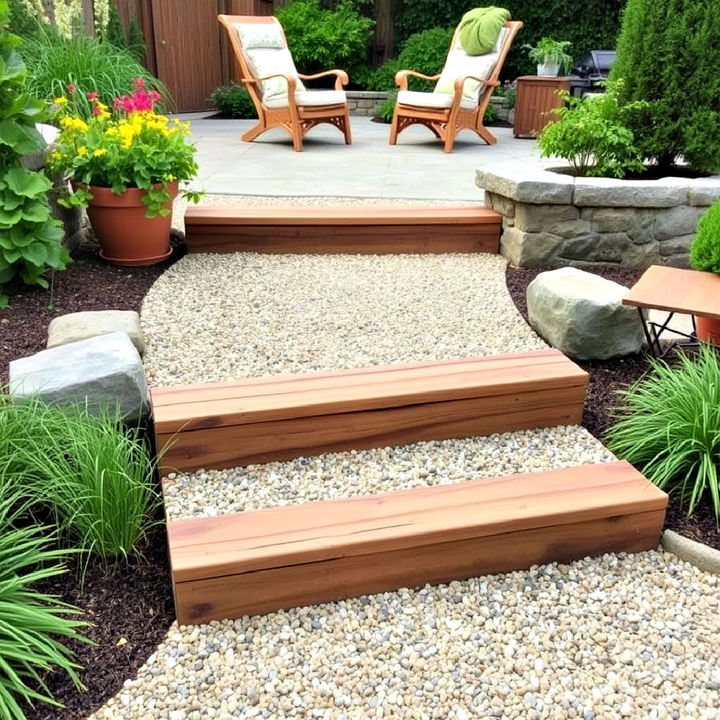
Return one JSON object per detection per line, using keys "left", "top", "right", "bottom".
{"left": 133, "top": 78, "right": 146, "bottom": 91}
{"left": 92, "top": 103, "right": 103, "bottom": 116}
{"left": 87, "top": 91, "right": 99, "bottom": 101}
{"left": 67, "top": 82, "right": 76, "bottom": 94}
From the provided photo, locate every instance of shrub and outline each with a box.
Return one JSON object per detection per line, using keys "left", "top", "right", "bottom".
{"left": 394, "top": 0, "right": 624, "bottom": 82}
{"left": 20, "top": 25, "right": 167, "bottom": 118}
{"left": 606, "top": 345, "right": 720, "bottom": 521}
{"left": 210, "top": 83, "right": 256, "bottom": 119}
{"left": 365, "top": 59, "right": 401, "bottom": 92}
{"left": 0, "top": 0, "right": 70, "bottom": 308}
{"left": 7, "top": 0, "right": 40, "bottom": 37}
{"left": 376, "top": 92, "right": 397, "bottom": 123}
{"left": 276, "top": 0, "right": 374, "bottom": 79}
{"left": 0, "top": 482, "right": 89, "bottom": 719}
{"left": 690, "top": 202, "right": 720, "bottom": 275}
{"left": 611, "top": 0, "right": 720, "bottom": 174}
{"left": 538, "top": 82, "right": 646, "bottom": 178}
{"left": 0, "top": 395, "right": 160, "bottom": 562}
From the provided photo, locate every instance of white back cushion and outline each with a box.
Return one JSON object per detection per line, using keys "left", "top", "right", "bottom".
{"left": 234, "top": 23, "right": 305, "bottom": 98}
{"left": 433, "top": 27, "right": 507, "bottom": 101}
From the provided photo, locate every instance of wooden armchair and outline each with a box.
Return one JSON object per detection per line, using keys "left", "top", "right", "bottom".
{"left": 389, "top": 20, "right": 522, "bottom": 153}
{"left": 218, "top": 14, "right": 352, "bottom": 151}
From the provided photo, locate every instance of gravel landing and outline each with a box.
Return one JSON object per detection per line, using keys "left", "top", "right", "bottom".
{"left": 90, "top": 551, "right": 720, "bottom": 720}
{"left": 163, "top": 426, "right": 614, "bottom": 522}
{"left": 141, "top": 253, "right": 545, "bottom": 387}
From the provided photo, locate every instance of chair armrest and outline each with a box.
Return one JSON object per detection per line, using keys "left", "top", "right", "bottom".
{"left": 394, "top": 70, "right": 441, "bottom": 91}
{"left": 298, "top": 69, "right": 349, "bottom": 90}
{"left": 451, "top": 76, "right": 498, "bottom": 104}
{"left": 242, "top": 74, "right": 298, "bottom": 94}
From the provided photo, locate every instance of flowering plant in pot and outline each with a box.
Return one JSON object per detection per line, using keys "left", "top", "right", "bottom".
{"left": 47, "top": 79, "right": 200, "bottom": 266}
{"left": 689, "top": 200, "right": 720, "bottom": 344}
{"left": 524, "top": 37, "right": 573, "bottom": 77}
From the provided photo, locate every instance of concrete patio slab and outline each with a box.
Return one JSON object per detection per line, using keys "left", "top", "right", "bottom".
{"left": 183, "top": 114, "right": 551, "bottom": 201}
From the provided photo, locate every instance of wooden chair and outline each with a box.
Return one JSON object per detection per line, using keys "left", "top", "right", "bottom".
{"left": 218, "top": 14, "right": 352, "bottom": 151}
{"left": 389, "top": 20, "right": 523, "bottom": 153}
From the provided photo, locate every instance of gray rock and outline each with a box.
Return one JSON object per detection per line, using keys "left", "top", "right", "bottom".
{"left": 476, "top": 168, "right": 573, "bottom": 205}
{"left": 526, "top": 267, "right": 644, "bottom": 360}
{"left": 573, "top": 178, "right": 688, "bottom": 208}
{"left": 662, "top": 530, "right": 720, "bottom": 575}
{"left": 514, "top": 203, "right": 579, "bottom": 233}
{"left": 653, "top": 206, "right": 704, "bottom": 241}
{"left": 687, "top": 178, "right": 720, "bottom": 206}
{"left": 47, "top": 310, "right": 146, "bottom": 355}
{"left": 10, "top": 332, "right": 149, "bottom": 421}
{"left": 560, "top": 233, "right": 631, "bottom": 264}
{"left": 500, "top": 228, "right": 564, "bottom": 267}
{"left": 658, "top": 234, "right": 694, "bottom": 257}
{"left": 21, "top": 123, "right": 59, "bottom": 170}
{"left": 484, "top": 191, "right": 516, "bottom": 218}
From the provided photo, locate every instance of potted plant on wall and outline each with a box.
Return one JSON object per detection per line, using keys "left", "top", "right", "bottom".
{"left": 689, "top": 200, "right": 720, "bottom": 344}
{"left": 525, "top": 37, "right": 573, "bottom": 77}
{"left": 47, "top": 80, "right": 200, "bottom": 266}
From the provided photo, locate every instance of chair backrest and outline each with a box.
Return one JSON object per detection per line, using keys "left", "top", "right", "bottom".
{"left": 434, "top": 20, "right": 522, "bottom": 102}
{"left": 218, "top": 15, "right": 305, "bottom": 108}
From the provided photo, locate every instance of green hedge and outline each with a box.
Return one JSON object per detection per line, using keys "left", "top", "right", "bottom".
{"left": 394, "top": 0, "right": 626, "bottom": 81}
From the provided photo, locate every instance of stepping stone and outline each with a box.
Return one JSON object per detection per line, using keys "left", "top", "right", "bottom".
{"left": 47, "top": 310, "right": 146, "bottom": 355}
{"left": 10, "top": 332, "right": 149, "bottom": 422}
{"left": 527, "top": 267, "right": 644, "bottom": 360}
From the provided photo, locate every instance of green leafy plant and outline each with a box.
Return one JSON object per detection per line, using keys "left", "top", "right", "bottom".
{"left": 0, "top": 0, "right": 70, "bottom": 307}
{"left": 606, "top": 345, "right": 720, "bottom": 521}
{"left": 690, "top": 201, "right": 720, "bottom": 275}
{"left": 376, "top": 92, "right": 397, "bottom": 123}
{"left": 7, "top": 0, "right": 41, "bottom": 37}
{"left": 0, "top": 394, "right": 160, "bottom": 562}
{"left": 611, "top": 0, "right": 720, "bottom": 174}
{"left": 538, "top": 81, "right": 647, "bottom": 178}
{"left": 276, "top": 0, "right": 374, "bottom": 79}
{"left": 209, "top": 83, "right": 256, "bottom": 119}
{"left": 101, "top": 3, "right": 145, "bottom": 64}
{"left": 47, "top": 79, "right": 199, "bottom": 218}
{"left": 20, "top": 24, "right": 166, "bottom": 118}
{"left": 524, "top": 36, "right": 573, "bottom": 73}
{"left": 0, "top": 481, "right": 89, "bottom": 719}
{"left": 367, "top": 26, "right": 454, "bottom": 92}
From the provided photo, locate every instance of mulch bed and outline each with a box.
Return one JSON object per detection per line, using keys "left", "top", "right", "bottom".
{"left": 2, "top": 251, "right": 717, "bottom": 719}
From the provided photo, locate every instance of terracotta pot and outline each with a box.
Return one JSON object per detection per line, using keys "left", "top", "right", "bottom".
{"left": 696, "top": 315, "right": 720, "bottom": 345}
{"left": 83, "top": 182, "right": 178, "bottom": 267}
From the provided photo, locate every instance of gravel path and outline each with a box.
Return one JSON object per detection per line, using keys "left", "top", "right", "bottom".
{"left": 163, "top": 426, "right": 614, "bottom": 521}
{"left": 90, "top": 551, "right": 720, "bottom": 720}
{"left": 141, "top": 253, "right": 545, "bottom": 387}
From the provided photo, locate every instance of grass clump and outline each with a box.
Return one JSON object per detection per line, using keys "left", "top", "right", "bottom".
{"left": 0, "top": 482, "right": 90, "bottom": 719}
{"left": 0, "top": 395, "right": 160, "bottom": 563}
{"left": 690, "top": 201, "right": 720, "bottom": 275}
{"left": 606, "top": 345, "right": 720, "bottom": 521}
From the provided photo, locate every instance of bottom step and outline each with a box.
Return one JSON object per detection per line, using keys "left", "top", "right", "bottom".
{"left": 168, "top": 461, "right": 667, "bottom": 625}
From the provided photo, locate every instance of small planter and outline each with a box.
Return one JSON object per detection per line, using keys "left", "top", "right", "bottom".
{"left": 696, "top": 315, "right": 720, "bottom": 345}
{"left": 82, "top": 182, "right": 178, "bottom": 267}
{"left": 537, "top": 62, "right": 560, "bottom": 77}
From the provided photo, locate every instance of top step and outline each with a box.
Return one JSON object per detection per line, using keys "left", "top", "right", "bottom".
{"left": 184, "top": 204, "right": 502, "bottom": 254}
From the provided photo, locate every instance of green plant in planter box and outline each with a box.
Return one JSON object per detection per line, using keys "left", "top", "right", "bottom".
{"left": 0, "top": 0, "right": 70, "bottom": 308}
{"left": 538, "top": 81, "right": 647, "bottom": 179}
{"left": 524, "top": 37, "right": 573, "bottom": 74}
{"left": 690, "top": 201, "right": 720, "bottom": 275}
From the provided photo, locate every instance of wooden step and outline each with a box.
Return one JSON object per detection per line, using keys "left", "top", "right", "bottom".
{"left": 183, "top": 205, "right": 501, "bottom": 254}
{"left": 152, "top": 349, "right": 588, "bottom": 474}
{"left": 168, "top": 460, "right": 668, "bottom": 624}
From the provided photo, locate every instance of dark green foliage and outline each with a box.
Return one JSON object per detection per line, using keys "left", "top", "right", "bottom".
{"left": 0, "top": 0, "right": 70, "bottom": 307}
{"left": 103, "top": 1, "right": 126, "bottom": 49}
{"left": 367, "top": 26, "right": 454, "bottom": 91}
{"left": 376, "top": 92, "right": 396, "bottom": 122}
{"left": 126, "top": 16, "right": 146, "bottom": 63}
{"left": 606, "top": 345, "right": 720, "bottom": 521}
{"left": 611, "top": 0, "right": 720, "bottom": 173}
{"left": 210, "top": 83, "right": 256, "bottom": 119}
{"left": 276, "top": 0, "right": 374, "bottom": 79}
{"left": 7, "top": 0, "right": 39, "bottom": 37}
{"left": 690, "top": 202, "right": 720, "bottom": 275}
{"left": 394, "top": 0, "right": 625, "bottom": 82}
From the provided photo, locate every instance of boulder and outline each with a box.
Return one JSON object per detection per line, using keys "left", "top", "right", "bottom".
{"left": 527, "top": 267, "right": 644, "bottom": 360}
{"left": 47, "top": 310, "right": 146, "bottom": 355}
{"left": 10, "top": 332, "right": 149, "bottom": 422}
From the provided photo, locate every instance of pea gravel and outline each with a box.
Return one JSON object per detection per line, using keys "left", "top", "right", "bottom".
{"left": 90, "top": 551, "right": 720, "bottom": 720}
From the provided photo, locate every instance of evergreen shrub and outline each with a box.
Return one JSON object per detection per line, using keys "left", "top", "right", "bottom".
{"left": 690, "top": 202, "right": 720, "bottom": 275}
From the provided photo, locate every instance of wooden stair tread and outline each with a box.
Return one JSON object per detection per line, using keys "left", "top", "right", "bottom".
{"left": 168, "top": 461, "right": 667, "bottom": 583}
{"left": 184, "top": 205, "right": 499, "bottom": 226}
{"left": 151, "top": 349, "right": 588, "bottom": 433}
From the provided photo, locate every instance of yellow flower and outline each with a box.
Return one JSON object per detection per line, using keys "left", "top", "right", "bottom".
{"left": 77, "top": 146, "right": 88, "bottom": 156}
{"left": 54, "top": 96, "right": 68, "bottom": 105}
{"left": 93, "top": 148, "right": 107, "bottom": 157}
{"left": 60, "top": 116, "right": 88, "bottom": 133}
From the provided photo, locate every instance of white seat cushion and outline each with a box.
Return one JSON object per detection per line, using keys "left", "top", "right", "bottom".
{"left": 264, "top": 89, "right": 347, "bottom": 109}
{"left": 396, "top": 90, "right": 477, "bottom": 111}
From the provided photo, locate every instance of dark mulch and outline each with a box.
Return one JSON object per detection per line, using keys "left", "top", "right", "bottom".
{"left": 2, "top": 250, "right": 718, "bottom": 719}
{"left": 506, "top": 265, "right": 720, "bottom": 551}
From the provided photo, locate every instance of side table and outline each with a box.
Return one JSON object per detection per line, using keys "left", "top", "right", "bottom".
{"left": 513, "top": 75, "right": 571, "bottom": 138}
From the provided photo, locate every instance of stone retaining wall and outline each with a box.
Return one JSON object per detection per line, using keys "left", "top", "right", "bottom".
{"left": 477, "top": 166, "right": 720, "bottom": 269}
{"left": 346, "top": 91, "right": 389, "bottom": 117}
